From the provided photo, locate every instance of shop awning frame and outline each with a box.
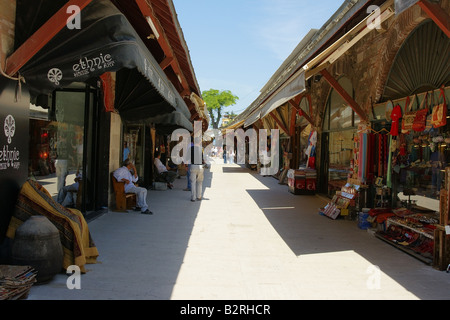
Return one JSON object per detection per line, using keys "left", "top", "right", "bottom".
{"left": 5, "top": 0, "right": 93, "bottom": 76}
{"left": 8, "top": 0, "right": 191, "bottom": 121}
{"left": 241, "top": 0, "right": 396, "bottom": 129}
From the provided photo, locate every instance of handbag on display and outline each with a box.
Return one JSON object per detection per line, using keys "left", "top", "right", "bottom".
{"left": 412, "top": 92, "right": 428, "bottom": 132}
{"left": 431, "top": 86, "right": 447, "bottom": 128}
{"left": 401, "top": 95, "right": 417, "bottom": 134}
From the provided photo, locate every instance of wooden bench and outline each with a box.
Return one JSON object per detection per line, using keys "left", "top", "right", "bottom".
{"left": 111, "top": 173, "right": 137, "bottom": 211}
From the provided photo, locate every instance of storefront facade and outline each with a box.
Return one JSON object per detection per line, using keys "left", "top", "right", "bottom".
{"left": 0, "top": 0, "right": 205, "bottom": 220}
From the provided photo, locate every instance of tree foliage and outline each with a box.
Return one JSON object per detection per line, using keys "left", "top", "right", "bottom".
{"left": 202, "top": 89, "right": 239, "bottom": 129}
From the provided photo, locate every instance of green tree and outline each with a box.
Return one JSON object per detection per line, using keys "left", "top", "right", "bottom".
{"left": 202, "top": 89, "right": 239, "bottom": 129}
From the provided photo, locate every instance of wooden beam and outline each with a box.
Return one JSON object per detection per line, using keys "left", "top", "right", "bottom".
{"left": 100, "top": 73, "right": 115, "bottom": 112}
{"left": 418, "top": 0, "right": 450, "bottom": 38}
{"left": 289, "top": 107, "right": 297, "bottom": 137}
{"left": 180, "top": 88, "right": 190, "bottom": 97}
{"left": 269, "top": 112, "right": 289, "bottom": 136}
{"left": 288, "top": 94, "right": 314, "bottom": 127}
{"left": 5, "top": 0, "right": 93, "bottom": 76}
{"left": 298, "top": 109, "right": 314, "bottom": 126}
{"left": 320, "top": 69, "right": 368, "bottom": 122}
{"left": 159, "top": 56, "right": 174, "bottom": 70}
{"left": 258, "top": 119, "right": 265, "bottom": 130}
{"left": 134, "top": 0, "right": 190, "bottom": 93}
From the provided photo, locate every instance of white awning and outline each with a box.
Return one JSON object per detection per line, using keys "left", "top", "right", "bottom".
{"left": 244, "top": 108, "right": 262, "bottom": 128}
{"left": 244, "top": 69, "right": 305, "bottom": 127}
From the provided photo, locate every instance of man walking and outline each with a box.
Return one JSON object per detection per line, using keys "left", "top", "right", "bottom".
{"left": 114, "top": 159, "right": 152, "bottom": 214}
{"left": 189, "top": 143, "right": 204, "bottom": 202}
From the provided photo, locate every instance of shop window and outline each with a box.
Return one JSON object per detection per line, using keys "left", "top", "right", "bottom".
{"left": 322, "top": 77, "right": 359, "bottom": 197}
{"left": 296, "top": 95, "right": 312, "bottom": 167}
{"left": 299, "top": 124, "right": 312, "bottom": 167}
{"left": 123, "top": 125, "right": 144, "bottom": 179}
{"left": 327, "top": 130, "right": 356, "bottom": 196}
{"left": 29, "top": 89, "right": 85, "bottom": 194}
{"left": 323, "top": 77, "right": 359, "bottom": 131}
{"left": 28, "top": 83, "right": 98, "bottom": 212}
{"left": 375, "top": 92, "right": 449, "bottom": 210}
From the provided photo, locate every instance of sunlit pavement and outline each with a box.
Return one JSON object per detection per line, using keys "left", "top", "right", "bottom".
{"left": 27, "top": 160, "right": 450, "bottom": 300}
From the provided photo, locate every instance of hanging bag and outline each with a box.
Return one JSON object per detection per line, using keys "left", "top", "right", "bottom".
{"left": 431, "top": 86, "right": 447, "bottom": 128}
{"left": 401, "top": 95, "right": 417, "bottom": 134}
{"left": 412, "top": 92, "right": 428, "bottom": 132}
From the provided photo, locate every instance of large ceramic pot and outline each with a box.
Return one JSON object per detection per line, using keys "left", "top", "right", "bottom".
{"left": 11, "top": 216, "right": 63, "bottom": 283}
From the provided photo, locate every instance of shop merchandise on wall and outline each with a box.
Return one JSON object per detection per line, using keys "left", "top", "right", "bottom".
{"left": 366, "top": 88, "right": 448, "bottom": 267}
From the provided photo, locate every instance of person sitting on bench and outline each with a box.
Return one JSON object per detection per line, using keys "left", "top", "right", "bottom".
{"left": 154, "top": 151, "right": 177, "bottom": 189}
{"left": 113, "top": 159, "right": 152, "bottom": 215}
{"left": 57, "top": 171, "right": 82, "bottom": 208}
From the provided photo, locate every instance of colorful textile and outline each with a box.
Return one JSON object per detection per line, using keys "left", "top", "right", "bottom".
{"left": 6, "top": 179, "right": 98, "bottom": 273}
{"left": 390, "top": 105, "right": 402, "bottom": 136}
{"left": 358, "top": 133, "right": 368, "bottom": 183}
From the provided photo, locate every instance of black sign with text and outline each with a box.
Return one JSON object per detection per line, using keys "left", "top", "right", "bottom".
{"left": 0, "top": 77, "right": 29, "bottom": 185}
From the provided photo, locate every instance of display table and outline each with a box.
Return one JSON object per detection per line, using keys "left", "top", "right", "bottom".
{"left": 287, "top": 169, "right": 316, "bottom": 195}
{"left": 375, "top": 209, "right": 440, "bottom": 265}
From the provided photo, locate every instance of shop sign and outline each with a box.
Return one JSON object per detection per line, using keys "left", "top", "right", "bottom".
{"left": 47, "top": 53, "right": 117, "bottom": 86}
{"left": 394, "top": 0, "right": 419, "bottom": 15}
{"left": 0, "top": 78, "right": 29, "bottom": 185}
{"left": 72, "top": 53, "right": 115, "bottom": 78}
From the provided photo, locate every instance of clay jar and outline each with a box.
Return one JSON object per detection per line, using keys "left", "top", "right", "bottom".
{"left": 11, "top": 216, "right": 63, "bottom": 283}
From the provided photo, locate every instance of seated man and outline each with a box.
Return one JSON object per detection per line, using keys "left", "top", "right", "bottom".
{"left": 154, "top": 151, "right": 177, "bottom": 189}
{"left": 114, "top": 159, "right": 152, "bottom": 214}
{"left": 57, "top": 171, "right": 82, "bottom": 208}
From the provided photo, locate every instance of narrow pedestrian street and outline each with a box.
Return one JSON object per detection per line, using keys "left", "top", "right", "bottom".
{"left": 27, "top": 161, "right": 450, "bottom": 300}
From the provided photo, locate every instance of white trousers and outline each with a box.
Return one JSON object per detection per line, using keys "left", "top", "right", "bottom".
{"left": 189, "top": 165, "right": 204, "bottom": 200}
{"left": 127, "top": 185, "right": 148, "bottom": 212}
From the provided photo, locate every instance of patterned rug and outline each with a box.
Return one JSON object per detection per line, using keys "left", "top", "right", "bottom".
{"left": 6, "top": 179, "right": 98, "bottom": 273}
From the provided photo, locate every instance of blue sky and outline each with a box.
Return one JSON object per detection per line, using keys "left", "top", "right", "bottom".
{"left": 173, "top": 0, "right": 345, "bottom": 115}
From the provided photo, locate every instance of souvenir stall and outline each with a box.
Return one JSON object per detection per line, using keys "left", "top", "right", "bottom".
{"left": 321, "top": 122, "right": 372, "bottom": 220}
{"left": 371, "top": 87, "right": 449, "bottom": 269}
{"left": 321, "top": 87, "right": 450, "bottom": 269}
{"left": 288, "top": 129, "right": 317, "bottom": 195}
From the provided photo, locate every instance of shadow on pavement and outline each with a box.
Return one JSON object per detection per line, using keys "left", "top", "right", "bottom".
{"left": 245, "top": 166, "right": 450, "bottom": 300}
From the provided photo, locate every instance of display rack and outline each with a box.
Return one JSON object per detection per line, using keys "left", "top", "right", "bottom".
{"left": 287, "top": 168, "right": 316, "bottom": 195}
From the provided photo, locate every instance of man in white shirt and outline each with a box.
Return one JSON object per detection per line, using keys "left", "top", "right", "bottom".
{"left": 154, "top": 151, "right": 177, "bottom": 189}
{"left": 189, "top": 144, "right": 204, "bottom": 202}
{"left": 113, "top": 159, "right": 152, "bottom": 214}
